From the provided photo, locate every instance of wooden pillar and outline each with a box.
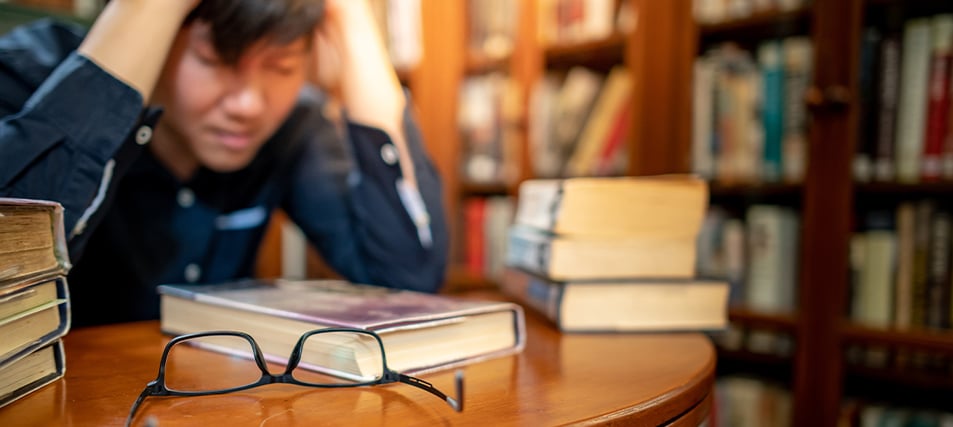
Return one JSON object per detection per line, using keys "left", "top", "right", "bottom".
{"left": 626, "top": 0, "right": 697, "bottom": 176}
{"left": 794, "top": 0, "right": 863, "bottom": 425}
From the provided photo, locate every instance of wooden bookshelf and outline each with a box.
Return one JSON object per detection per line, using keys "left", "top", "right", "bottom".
{"left": 440, "top": 0, "right": 696, "bottom": 286}
{"left": 692, "top": 0, "right": 953, "bottom": 425}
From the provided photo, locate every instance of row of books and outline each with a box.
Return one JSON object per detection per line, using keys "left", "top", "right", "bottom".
{"left": 367, "top": 0, "right": 423, "bottom": 72}
{"left": 850, "top": 200, "right": 953, "bottom": 331}
{"left": 692, "top": 37, "right": 813, "bottom": 185}
{"left": 0, "top": 198, "right": 71, "bottom": 408}
{"left": 712, "top": 376, "right": 792, "bottom": 427}
{"left": 460, "top": 64, "right": 631, "bottom": 185}
{"left": 854, "top": 13, "right": 953, "bottom": 184}
{"left": 527, "top": 65, "right": 631, "bottom": 180}
{"left": 458, "top": 72, "right": 523, "bottom": 185}
{"left": 499, "top": 174, "right": 730, "bottom": 332}
{"left": 693, "top": 0, "right": 811, "bottom": 25}
{"left": 537, "top": 0, "right": 632, "bottom": 47}
{"left": 840, "top": 402, "right": 953, "bottom": 427}
{"left": 698, "top": 204, "right": 801, "bottom": 314}
{"left": 465, "top": 0, "right": 519, "bottom": 61}
{"left": 461, "top": 196, "right": 514, "bottom": 282}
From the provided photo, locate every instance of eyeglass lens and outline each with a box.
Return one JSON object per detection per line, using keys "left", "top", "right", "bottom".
{"left": 164, "top": 331, "right": 387, "bottom": 392}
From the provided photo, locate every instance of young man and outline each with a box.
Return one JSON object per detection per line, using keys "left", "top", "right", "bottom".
{"left": 0, "top": 0, "right": 448, "bottom": 326}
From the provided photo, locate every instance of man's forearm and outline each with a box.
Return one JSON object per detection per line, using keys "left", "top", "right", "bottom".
{"left": 332, "top": 0, "right": 417, "bottom": 188}
{"left": 78, "top": 0, "right": 196, "bottom": 102}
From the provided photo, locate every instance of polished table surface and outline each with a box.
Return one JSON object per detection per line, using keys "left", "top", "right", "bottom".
{"left": 1, "top": 294, "right": 716, "bottom": 426}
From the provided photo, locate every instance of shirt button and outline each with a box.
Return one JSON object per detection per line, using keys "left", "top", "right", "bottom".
{"left": 380, "top": 144, "right": 399, "bottom": 165}
{"left": 177, "top": 188, "right": 195, "bottom": 208}
{"left": 135, "top": 125, "right": 153, "bottom": 145}
{"left": 184, "top": 263, "right": 201, "bottom": 283}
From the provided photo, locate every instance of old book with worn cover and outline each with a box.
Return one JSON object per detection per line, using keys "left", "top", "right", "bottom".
{"left": 513, "top": 174, "right": 708, "bottom": 239}
{"left": 158, "top": 279, "right": 526, "bottom": 376}
{"left": 500, "top": 267, "right": 728, "bottom": 332}
{"left": 0, "top": 340, "right": 65, "bottom": 409}
{"left": 0, "top": 198, "right": 71, "bottom": 287}
{"left": 0, "top": 276, "right": 70, "bottom": 367}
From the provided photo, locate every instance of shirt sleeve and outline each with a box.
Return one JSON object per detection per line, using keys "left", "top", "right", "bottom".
{"left": 0, "top": 51, "right": 147, "bottom": 253}
{"left": 282, "top": 91, "right": 449, "bottom": 293}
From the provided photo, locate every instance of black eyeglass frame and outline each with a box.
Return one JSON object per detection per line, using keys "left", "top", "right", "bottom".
{"left": 126, "top": 328, "right": 464, "bottom": 426}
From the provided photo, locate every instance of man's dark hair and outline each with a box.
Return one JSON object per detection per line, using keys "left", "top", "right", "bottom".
{"left": 185, "top": 0, "right": 325, "bottom": 65}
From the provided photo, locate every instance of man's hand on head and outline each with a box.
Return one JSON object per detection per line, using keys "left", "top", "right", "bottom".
{"left": 79, "top": 0, "right": 204, "bottom": 100}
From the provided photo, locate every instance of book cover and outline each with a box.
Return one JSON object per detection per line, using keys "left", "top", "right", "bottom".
{"left": 0, "top": 198, "right": 71, "bottom": 288}
{"left": 158, "top": 279, "right": 526, "bottom": 376}
{"left": 500, "top": 267, "right": 729, "bottom": 333}
{"left": 0, "top": 340, "right": 65, "bottom": 409}
{"left": 0, "top": 275, "right": 70, "bottom": 370}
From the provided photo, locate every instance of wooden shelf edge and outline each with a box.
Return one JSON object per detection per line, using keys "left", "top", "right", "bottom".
{"left": 728, "top": 307, "right": 799, "bottom": 332}
{"left": 853, "top": 181, "right": 953, "bottom": 196}
{"left": 443, "top": 264, "right": 498, "bottom": 293}
{"left": 841, "top": 322, "right": 953, "bottom": 353}
{"left": 459, "top": 181, "right": 512, "bottom": 197}
{"left": 464, "top": 51, "right": 510, "bottom": 75}
{"left": 708, "top": 181, "right": 803, "bottom": 198}
{"left": 543, "top": 32, "right": 627, "bottom": 68}
{"left": 698, "top": 6, "right": 812, "bottom": 37}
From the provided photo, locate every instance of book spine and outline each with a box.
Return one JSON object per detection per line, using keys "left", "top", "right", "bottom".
{"left": 759, "top": 40, "right": 785, "bottom": 183}
{"left": 781, "top": 37, "right": 812, "bottom": 183}
{"left": 873, "top": 34, "right": 902, "bottom": 182}
{"left": 499, "top": 267, "right": 562, "bottom": 325}
{"left": 894, "top": 18, "right": 931, "bottom": 183}
{"left": 854, "top": 28, "right": 881, "bottom": 182}
{"left": 925, "top": 209, "right": 951, "bottom": 329}
{"left": 911, "top": 200, "right": 934, "bottom": 327}
{"left": 504, "top": 227, "right": 552, "bottom": 276}
{"left": 922, "top": 15, "right": 953, "bottom": 182}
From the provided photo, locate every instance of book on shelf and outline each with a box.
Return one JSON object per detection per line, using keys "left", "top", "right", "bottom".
{"left": 0, "top": 340, "right": 65, "bottom": 409}
{"left": 513, "top": 174, "right": 708, "bottom": 239}
{"left": 564, "top": 65, "right": 633, "bottom": 177}
{"left": 158, "top": 279, "right": 526, "bottom": 377}
{"left": 744, "top": 205, "right": 800, "bottom": 314}
{"left": 505, "top": 224, "right": 696, "bottom": 281}
{"left": 0, "top": 198, "right": 71, "bottom": 286}
{"left": 500, "top": 267, "right": 729, "bottom": 332}
{"left": 895, "top": 17, "right": 931, "bottom": 183}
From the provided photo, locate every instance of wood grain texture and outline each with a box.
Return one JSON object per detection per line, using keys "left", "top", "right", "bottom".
{"left": 0, "top": 295, "right": 715, "bottom": 427}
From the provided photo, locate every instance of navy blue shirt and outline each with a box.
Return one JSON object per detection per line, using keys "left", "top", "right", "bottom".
{"left": 0, "top": 20, "right": 448, "bottom": 326}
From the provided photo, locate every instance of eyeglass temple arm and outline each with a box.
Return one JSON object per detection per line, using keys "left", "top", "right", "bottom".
{"left": 396, "top": 369, "right": 464, "bottom": 412}
{"left": 125, "top": 383, "right": 156, "bottom": 427}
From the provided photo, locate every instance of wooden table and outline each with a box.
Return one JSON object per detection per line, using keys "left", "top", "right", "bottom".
{"left": 0, "top": 304, "right": 716, "bottom": 426}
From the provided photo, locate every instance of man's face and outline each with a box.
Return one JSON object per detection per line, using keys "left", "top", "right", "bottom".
{"left": 151, "top": 21, "right": 310, "bottom": 174}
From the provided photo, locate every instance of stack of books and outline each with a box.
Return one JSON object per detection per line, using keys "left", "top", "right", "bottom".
{"left": 500, "top": 175, "right": 730, "bottom": 332}
{"left": 0, "top": 198, "right": 71, "bottom": 408}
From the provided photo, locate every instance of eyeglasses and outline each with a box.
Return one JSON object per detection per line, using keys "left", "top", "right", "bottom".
{"left": 126, "top": 328, "right": 464, "bottom": 426}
